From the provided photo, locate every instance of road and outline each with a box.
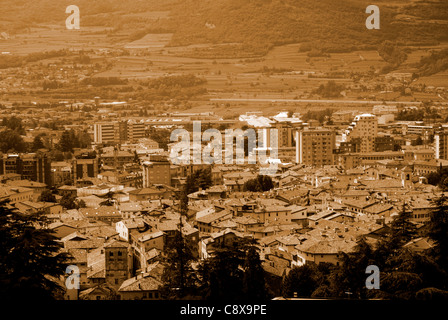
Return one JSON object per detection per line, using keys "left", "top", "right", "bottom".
{"left": 209, "top": 98, "right": 425, "bottom": 105}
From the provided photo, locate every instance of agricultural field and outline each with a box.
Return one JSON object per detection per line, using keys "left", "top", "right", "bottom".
{"left": 0, "top": 0, "right": 447, "bottom": 116}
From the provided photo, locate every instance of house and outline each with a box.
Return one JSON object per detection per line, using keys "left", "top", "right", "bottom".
{"left": 137, "top": 230, "right": 165, "bottom": 253}
{"left": 294, "top": 238, "right": 357, "bottom": 266}
{"left": 6, "top": 179, "right": 47, "bottom": 200}
{"left": 86, "top": 247, "right": 107, "bottom": 287}
{"left": 408, "top": 199, "right": 435, "bottom": 223}
{"left": 403, "top": 237, "right": 435, "bottom": 252}
{"left": 289, "top": 205, "right": 309, "bottom": 226}
{"left": 181, "top": 223, "right": 200, "bottom": 258}
{"left": 65, "top": 248, "right": 89, "bottom": 290}
{"left": 188, "top": 185, "right": 227, "bottom": 200}
{"left": 116, "top": 217, "right": 149, "bottom": 242}
{"left": 79, "top": 206, "right": 123, "bottom": 224}
{"left": 118, "top": 202, "right": 143, "bottom": 218}
{"left": 118, "top": 262, "right": 164, "bottom": 300}
{"left": 77, "top": 195, "right": 104, "bottom": 208}
{"left": 15, "top": 200, "right": 63, "bottom": 215}
{"left": 342, "top": 199, "right": 378, "bottom": 215}
{"left": 232, "top": 216, "right": 263, "bottom": 232}
{"left": 247, "top": 225, "right": 291, "bottom": 240}
{"left": 48, "top": 221, "right": 78, "bottom": 239}
{"left": 199, "top": 228, "right": 252, "bottom": 259}
{"left": 0, "top": 184, "right": 34, "bottom": 203}
{"left": 58, "top": 185, "right": 78, "bottom": 198}
{"left": 118, "top": 273, "right": 163, "bottom": 300}
{"left": 79, "top": 284, "right": 115, "bottom": 300}
{"left": 128, "top": 185, "right": 175, "bottom": 201}
{"left": 262, "top": 247, "right": 293, "bottom": 278}
{"left": 363, "top": 203, "right": 395, "bottom": 216}
{"left": 276, "top": 234, "right": 302, "bottom": 253}
{"left": 196, "top": 209, "right": 233, "bottom": 234}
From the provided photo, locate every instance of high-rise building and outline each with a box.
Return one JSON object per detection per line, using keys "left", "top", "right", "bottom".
{"left": 127, "top": 121, "right": 146, "bottom": 144}
{"left": 342, "top": 114, "right": 378, "bottom": 153}
{"left": 435, "top": 129, "right": 448, "bottom": 160}
{"left": 295, "top": 127, "right": 336, "bottom": 167}
{"left": 94, "top": 121, "right": 145, "bottom": 145}
{"left": 94, "top": 122, "right": 116, "bottom": 144}
{"left": 142, "top": 155, "right": 171, "bottom": 187}
{"left": 0, "top": 153, "right": 51, "bottom": 185}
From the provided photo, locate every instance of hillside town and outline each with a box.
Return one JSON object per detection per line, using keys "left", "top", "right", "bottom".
{"left": 1, "top": 99, "right": 447, "bottom": 300}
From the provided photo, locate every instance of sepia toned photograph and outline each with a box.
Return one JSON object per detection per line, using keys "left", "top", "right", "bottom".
{"left": 0, "top": 0, "right": 447, "bottom": 312}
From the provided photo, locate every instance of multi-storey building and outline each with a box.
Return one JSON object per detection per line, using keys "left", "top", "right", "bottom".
{"left": 435, "top": 129, "right": 448, "bottom": 160}
{"left": 142, "top": 155, "right": 171, "bottom": 187}
{"left": 94, "top": 121, "right": 145, "bottom": 145}
{"left": 295, "top": 127, "right": 336, "bottom": 167}
{"left": 0, "top": 153, "right": 51, "bottom": 185}
{"left": 72, "top": 153, "right": 99, "bottom": 183}
{"left": 104, "top": 240, "right": 131, "bottom": 289}
{"left": 342, "top": 114, "right": 378, "bottom": 154}
{"left": 374, "top": 135, "right": 397, "bottom": 152}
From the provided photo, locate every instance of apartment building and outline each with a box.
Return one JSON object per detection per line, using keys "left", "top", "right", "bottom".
{"left": 94, "top": 121, "right": 145, "bottom": 145}
{"left": 295, "top": 127, "right": 336, "bottom": 167}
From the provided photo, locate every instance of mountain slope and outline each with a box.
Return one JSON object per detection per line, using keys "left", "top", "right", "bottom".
{"left": 0, "top": 0, "right": 446, "bottom": 56}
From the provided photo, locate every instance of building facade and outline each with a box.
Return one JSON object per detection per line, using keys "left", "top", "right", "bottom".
{"left": 0, "top": 153, "right": 51, "bottom": 185}
{"left": 342, "top": 114, "right": 378, "bottom": 154}
{"left": 94, "top": 121, "right": 145, "bottom": 145}
{"left": 295, "top": 127, "right": 335, "bottom": 167}
{"left": 142, "top": 155, "right": 171, "bottom": 187}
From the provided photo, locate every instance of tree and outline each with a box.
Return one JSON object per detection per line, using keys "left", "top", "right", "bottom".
{"left": 150, "top": 128, "right": 171, "bottom": 151}
{"left": 313, "top": 81, "right": 344, "bottom": 98}
{"left": 388, "top": 203, "right": 418, "bottom": 251}
{"left": 378, "top": 41, "right": 407, "bottom": 67}
{"left": 242, "top": 246, "right": 268, "bottom": 300}
{"left": 32, "top": 135, "right": 45, "bottom": 151}
{"left": 0, "top": 200, "right": 70, "bottom": 300}
{"left": 282, "top": 263, "right": 322, "bottom": 298}
{"left": 0, "top": 129, "right": 27, "bottom": 153}
{"left": 57, "top": 130, "right": 73, "bottom": 152}
{"left": 197, "top": 238, "right": 266, "bottom": 300}
{"left": 185, "top": 168, "right": 213, "bottom": 195}
{"left": 243, "top": 175, "right": 274, "bottom": 192}
{"left": 2, "top": 116, "right": 25, "bottom": 135}
{"left": 77, "top": 199, "right": 86, "bottom": 208}
{"left": 59, "top": 193, "right": 78, "bottom": 210}
{"left": 160, "top": 230, "right": 198, "bottom": 299}
{"left": 38, "top": 190, "right": 56, "bottom": 203}
{"left": 335, "top": 237, "right": 375, "bottom": 299}
{"left": 427, "top": 194, "right": 448, "bottom": 269}
{"left": 198, "top": 245, "right": 245, "bottom": 300}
